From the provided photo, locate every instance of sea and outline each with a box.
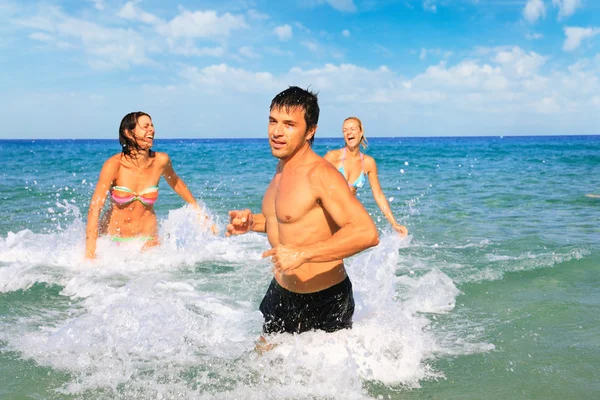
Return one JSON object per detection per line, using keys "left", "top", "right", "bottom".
{"left": 0, "top": 136, "right": 598, "bottom": 399}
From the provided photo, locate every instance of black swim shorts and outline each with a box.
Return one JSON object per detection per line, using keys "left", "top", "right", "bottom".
{"left": 259, "top": 276, "right": 355, "bottom": 334}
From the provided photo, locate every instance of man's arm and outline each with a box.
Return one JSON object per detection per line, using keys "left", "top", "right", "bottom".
{"left": 251, "top": 212, "right": 266, "bottom": 232}
{"left": 303, "top": 161, "right": 379, "bottom": 262}
{"left": 263, "top": 161, "right": 379, "bottom": 272}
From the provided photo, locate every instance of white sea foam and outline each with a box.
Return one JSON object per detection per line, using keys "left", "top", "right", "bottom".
{"left": 0, "top": 208, "right": 490, "bottom": 398}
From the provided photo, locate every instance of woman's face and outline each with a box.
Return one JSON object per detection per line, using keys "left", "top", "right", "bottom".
{"left": 130, "top": 115, "right": 155, "bottom": 150}
{"left": 342, "top": 119, "right": 362, "bottom": 148}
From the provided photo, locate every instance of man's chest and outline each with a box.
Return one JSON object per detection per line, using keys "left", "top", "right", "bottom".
{"left": 263, "top": 173, "right": 317, "bottom": 224}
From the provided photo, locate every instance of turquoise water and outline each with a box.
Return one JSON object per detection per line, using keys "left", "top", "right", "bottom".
{"left": 0, "top": 136, "right": 598, "bottom": 399}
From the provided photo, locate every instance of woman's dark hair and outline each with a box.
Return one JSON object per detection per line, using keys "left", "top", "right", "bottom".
{"left": 119, "top": 111, "right": 154, "bottom": 158}
{"left": 270, "top": 86, "right": 320, "bottom": 146}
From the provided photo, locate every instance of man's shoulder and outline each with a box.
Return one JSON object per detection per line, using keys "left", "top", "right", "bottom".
{"left": 306, "top": 156, "right": 344, "bottom": 183}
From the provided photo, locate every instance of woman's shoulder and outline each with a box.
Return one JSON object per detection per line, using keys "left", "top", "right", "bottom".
{"left": 324, "top": 148, "right": 342, "bottom": 161}
{"left": 153, "top": 151, "right": 170, "bottom": 163}
{"left": 104, "top": 153, "right": 122, "bottom": 167}
{"left": 362, "top": 154, "right": 377, "bottom": 170}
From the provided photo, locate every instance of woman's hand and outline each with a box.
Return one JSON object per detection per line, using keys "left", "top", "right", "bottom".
{"left": 85, "top": 242, "right": 96, "bottom": 259}
{"left": 192, "top": 203, "right": 218, "bottom": 235}
{"left": 392, "top": 223, "right": 408, "bottom": 237}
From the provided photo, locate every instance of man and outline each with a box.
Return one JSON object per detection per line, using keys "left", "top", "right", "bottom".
{"left": 227, "top": 86, "right": 379, "bottom": 335}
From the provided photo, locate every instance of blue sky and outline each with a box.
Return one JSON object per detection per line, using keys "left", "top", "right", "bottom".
{"left": 1, "top": 0, "right": 599, "bottom": 138}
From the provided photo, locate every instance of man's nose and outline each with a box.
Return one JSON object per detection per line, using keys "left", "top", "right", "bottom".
{"left": 272, "top": 124, "right": 285, "bottom": 136}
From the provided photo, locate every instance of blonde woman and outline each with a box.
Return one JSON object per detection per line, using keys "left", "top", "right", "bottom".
{"left": 324, "top": 117, "right": 408, "bottom": 236}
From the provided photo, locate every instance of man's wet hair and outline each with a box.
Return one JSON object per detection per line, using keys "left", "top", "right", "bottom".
{"left": 270, "top": 86, "right": 319, "bottom": 146}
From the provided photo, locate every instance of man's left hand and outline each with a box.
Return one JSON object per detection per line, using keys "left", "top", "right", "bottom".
{"left": 262, "top": 245, "right": 307, "bottom": 274}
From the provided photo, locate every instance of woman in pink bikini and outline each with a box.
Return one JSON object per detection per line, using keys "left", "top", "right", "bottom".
{"left": 85, "top": 111, "right": 215, "bottom": 259}
{"left": 324, "top": 116, "right": 408, "bottom": 236}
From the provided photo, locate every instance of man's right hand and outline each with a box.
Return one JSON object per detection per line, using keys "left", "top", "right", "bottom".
{"left": 226, "top": 209, "right": 254, "bottom": 236}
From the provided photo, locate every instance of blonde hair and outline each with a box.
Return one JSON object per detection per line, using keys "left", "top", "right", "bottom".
{"left": 343, "top": 116, "right": 368, "bottom": 150}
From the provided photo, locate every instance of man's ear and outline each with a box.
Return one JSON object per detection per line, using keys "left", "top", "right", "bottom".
{"left": 306, "top": 125, "right": 317, "bottom": 142}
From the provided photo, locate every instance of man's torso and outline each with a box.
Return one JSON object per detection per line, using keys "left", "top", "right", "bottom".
{"left": 262, "top": 155, "right": 347, "bottom": 293}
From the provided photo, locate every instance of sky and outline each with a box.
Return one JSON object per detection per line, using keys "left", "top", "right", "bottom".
{"left": 1, "top": 0, "right": 599, "bottom": 139}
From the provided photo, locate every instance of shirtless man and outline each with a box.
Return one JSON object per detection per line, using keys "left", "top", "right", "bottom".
{"left": 227, "top": 87, "right": 379, "bottom": 334}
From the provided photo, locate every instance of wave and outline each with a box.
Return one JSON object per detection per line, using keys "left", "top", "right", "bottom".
{"left": 0, "top": 205, "right": 495, "bottom": 398}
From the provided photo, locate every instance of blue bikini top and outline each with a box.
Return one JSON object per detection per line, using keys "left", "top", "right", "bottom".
{"left": 338, "top": 148, "right": 366, "bottom": 188}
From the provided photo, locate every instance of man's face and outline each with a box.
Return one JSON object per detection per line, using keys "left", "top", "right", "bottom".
{"left": 268, "top": 106, "right": 315, "bottom": 160}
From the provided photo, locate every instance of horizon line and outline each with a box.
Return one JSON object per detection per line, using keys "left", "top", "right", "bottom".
{"left": 1, "top": 134, "right": 599, "bottom": 141}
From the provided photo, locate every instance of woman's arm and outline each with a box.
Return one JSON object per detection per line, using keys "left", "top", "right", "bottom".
{"left": 365, "top": 157, "right": 408, "bottom": 236}
{"left": 162, "top": 154, "right": 197, "bottom": 204}
{"left": 162, "top": 154, "right": 217, "bottom": 233}
{"left": 85, "top": 158, "right": 118, "bottom": 258}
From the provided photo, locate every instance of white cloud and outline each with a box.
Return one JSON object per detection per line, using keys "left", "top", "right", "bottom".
{"left": 525, "top": 32, "right": 544, "bottom": 40}
{"left": 552, "top": 0, "right": 582, "bottom": 19}
{"left": 264, "top": 46, "right": 294, "bottom": 57}
{"left": 88, "top": 0, "right": 104, "bottom": 11}
{"left": 274, "top": 24, "right": 292, "bottom": 41}
{"left": 17, "top": 3, "right": 249, "bottom": 62}
{"left": 5, "top": 49, "right": 600, "bottom": 138}
{"left": 18, "top": 6, "right": 151, "bottom": 69}
{"left": 167, "top": 40, "right": 224, "bottom": 57}
{"left": 342, "top": 29, "right": 350, "bottom": 38}
{"left": 419, "top": 48, "right": 452, "bottom": 61}
{"left": 492, "top": 47, "right": 547, "bottom": 78}
{"left": 301, "top": 40, "right": 320, "bottom": 52}
{"left": 423, "top": 0, "right": 437, "bottom": 13}
{"left": 175, "top": 48, "right": 543, "bottom": 103}
{"left": 29, "top": 32, "right": 54, "bottom": 43}
{"left": 563, "top": 27, "right": 600, "bottom": 51}
{"left": 375, "top": 44, "right": 393, "bottom": 58}
{"left": 523, "top": 0, "right": 546, "bottom": 23}
{"left": 156, "top": 10, "right": 247, "bottom": 39}
{"left": 247, "top": 9, "right": 269, "bottom": 20}
{"left": 118, "top": 2, "right": 162, "bottom": 25}
{"left": 325, "top": 0, "right": 357, "bottom": 12}
{"left": 180, "top": 63, "right": 278, "bottom": 93}
{"left": 166, "top": 48, "right": 598, "bottom": 128}
{"left": 239, "top": 46, "right": 260, "bottom": 59}
{"left": 295, "top": 22, "right": 311, "bottom": 34}
{"left": 29, "top": 31, "right": 72, "bottom": 49}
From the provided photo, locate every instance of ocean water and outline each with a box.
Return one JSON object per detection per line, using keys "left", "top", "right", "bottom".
{"left": 0, "top": 136, "right": 598, "bottom": 399}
